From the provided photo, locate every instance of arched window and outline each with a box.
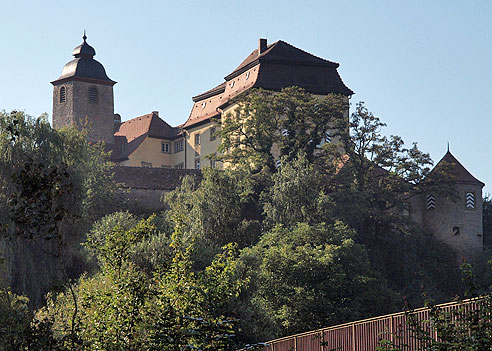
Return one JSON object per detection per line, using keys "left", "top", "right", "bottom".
{"left": 89, "top": 86, "right": 98, "bottom": 104}
{"left": 60, "top": 86, "right": 66, "bottom": 103}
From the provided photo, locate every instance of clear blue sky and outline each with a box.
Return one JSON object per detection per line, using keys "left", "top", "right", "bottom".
{"left": 1, "top": 1, "right": 491, "bottom": 192}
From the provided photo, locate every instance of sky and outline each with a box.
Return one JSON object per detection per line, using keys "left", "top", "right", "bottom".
{"left": 1, "top": 0, "right": 491, "bottom": 192}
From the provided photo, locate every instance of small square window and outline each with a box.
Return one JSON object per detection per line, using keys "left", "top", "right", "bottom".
{"left": 175, "top": 163, "right": 184, "bottom": 169}
{"left": 161, "top": 143, "right": 170, "bottom": 153}
{"left": 141, "top": 161, "right": 152, "bottom": 168}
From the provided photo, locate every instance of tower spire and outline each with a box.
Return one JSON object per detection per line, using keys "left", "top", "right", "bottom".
{"left": 447, "top": 142, "right": 450, "bottom": 153}
{"left": 83, "top": 30, "right": 87, "bottom": 42}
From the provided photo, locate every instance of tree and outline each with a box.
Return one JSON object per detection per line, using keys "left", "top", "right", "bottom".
{"left": 40, "top": 214, "right": 250, "bottom": 350}
{"left": 483, "top": 195, "right": 492, "bottom": 249}
{"left": 165, "top": 168, "right": 263, "bottom": 252}
{"left": 216, "top": 87, "right": 347, "bottom": 173}
{"left": 262, "top": 152, "right": 334, "bottom": 229}
{"left": 244, "top": 221, "right": 398, "bottom": 338}
{"left": 0, "top": 110, "right": 117, "bottom": 307}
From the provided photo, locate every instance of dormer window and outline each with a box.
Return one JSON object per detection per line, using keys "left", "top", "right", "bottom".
{"left": 89, "top": 86, "right": 98, "bottom": 104}
{"left": 466, "top": 192, "right": 475, "bottom": 209}
{"left": 426, "top": 194, "right": 436, "bottom": 210}
{"left": 60, "top": 86, "right": 66, "bottom": 103}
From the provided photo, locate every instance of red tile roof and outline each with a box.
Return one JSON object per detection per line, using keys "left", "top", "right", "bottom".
{"left": 434, "top": 151, "right": 484, "bottom": 186}
{"left": 182, "top": 39, "right": 353, "bottom": 129}
{"left": 110, "top": 112, "right": 180, "bottom": 161}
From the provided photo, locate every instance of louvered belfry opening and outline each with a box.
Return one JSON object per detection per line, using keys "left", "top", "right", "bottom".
{"left": 426, "top": 193, "right": 436, "bottom": 210}
{"left": 466, "top": 192, "right": 475, "bottom": 209}
{"left": 60, "top": 86, "right": 66, "bottom": 103}
{"left": 89, "top": 86, "right": 98, "bottom": 103}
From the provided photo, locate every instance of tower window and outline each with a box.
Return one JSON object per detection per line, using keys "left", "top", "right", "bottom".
{"left": 426, "top": 194, "right": 436, "bottom": 210}
{"left": 195, "top": 133, "right": 200, "bottom": 145}
{"left": 89, "top": 86, "right": 98, "bottom": 104}
{"left": 466, "top": 192, "right": 475, "bottom": 209}
{"left": 60, "top": 86, "right": 66, "bottom": 103}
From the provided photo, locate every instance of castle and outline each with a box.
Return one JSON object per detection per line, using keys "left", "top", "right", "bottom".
{"left": 51, "top": 35, "right": 484, "bottom": 257}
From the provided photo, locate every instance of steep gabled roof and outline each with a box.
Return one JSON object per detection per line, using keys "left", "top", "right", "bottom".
{"left": 110, "top": 112, "right": 181, "bottom": 161}
{"left": 433, "top": 151, "right": 484, "bottom": 186}
{"left": 224, "top": 40, "right": 339, "bottom": 81}
{"left": 182, "top": 39, "right": 353, "bottom": 129}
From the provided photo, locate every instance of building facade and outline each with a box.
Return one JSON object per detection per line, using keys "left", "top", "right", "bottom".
{"left": 52, "top": 35, "right": 485, "bottom": 256}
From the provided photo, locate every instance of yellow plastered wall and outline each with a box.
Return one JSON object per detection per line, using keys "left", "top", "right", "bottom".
{"left": 184, "top": 121, "right": 222, "bottom": 169}
{"left": 118, "top": 136, "right": 185, "bottom": 168}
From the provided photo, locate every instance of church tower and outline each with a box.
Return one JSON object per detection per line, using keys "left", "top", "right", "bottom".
{"left": 51, "top": 33, "right": 116, "bottom": 144}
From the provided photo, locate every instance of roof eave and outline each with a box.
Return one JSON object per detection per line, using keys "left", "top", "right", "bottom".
{"left": 51, "top": 76, "right": 117, "bottom": 86}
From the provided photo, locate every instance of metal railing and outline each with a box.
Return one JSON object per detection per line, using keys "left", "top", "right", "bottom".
{"left": 262, "top": 298, "right": 483, "bottom": 351}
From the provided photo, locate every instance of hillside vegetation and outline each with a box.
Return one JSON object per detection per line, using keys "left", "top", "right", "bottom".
{"left": 0, "top": 89, "right": 489, "bottom": 349}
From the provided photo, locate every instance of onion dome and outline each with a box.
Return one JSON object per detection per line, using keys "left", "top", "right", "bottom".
{"left": 51, "top": 32, "right": 116, "bottom": 86}
{"left": 72, "top": 32, "right": 96, "bottom": 58}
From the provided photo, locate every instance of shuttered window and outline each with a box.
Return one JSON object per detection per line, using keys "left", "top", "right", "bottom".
{"left": 60, "top": 86, "right": 66, "bottom": 103}
{"left": 89, "top": 86, "right": 98, "bottom": 104}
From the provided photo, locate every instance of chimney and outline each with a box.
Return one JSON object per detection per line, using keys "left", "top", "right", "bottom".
{"left": 258, "top": 38, "right": 267, "bottom": 54}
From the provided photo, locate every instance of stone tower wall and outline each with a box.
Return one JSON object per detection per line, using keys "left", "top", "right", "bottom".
{"left": 422, "top": 183, "right": 483, "bottom": 257}
{"left": 53, "top": 80, "right": 114, "bottom": 144}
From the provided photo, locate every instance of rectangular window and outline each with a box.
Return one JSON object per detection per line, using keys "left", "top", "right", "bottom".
{"left": 161, "top": 142, "right": 170, "bottom": 153}
{"left": 174, "top": 140, "right": 184, "bottom": 153}
{"left": 141, "top": 161, "right": 152, "bottom": 168}
{"left": 195, "top": 133, "right": 201, "bottom": 146}
{"left": 210, "top": 126, "right": 217, "bottom": 141}
{"left": 195, "top": 158, "right": 201, "bottom": 170}
{"left": 175, "top": 163, "right": 184, "bottom": 169}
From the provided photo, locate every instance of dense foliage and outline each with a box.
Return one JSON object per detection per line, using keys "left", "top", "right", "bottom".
{"left": 0, "top": 88, "right": 486, "bottom": 349}
{"left": 0, "top": 110, "right": 117, "bottom": 308}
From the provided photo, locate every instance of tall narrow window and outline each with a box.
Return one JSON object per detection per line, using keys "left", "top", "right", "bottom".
{"left": 195, "top": 133, "right": 200, "bottom": 145}
{"left": 89, "top": 86, "right": 98, "bottom": 104}
{"left": 60, "top": 86, "right": 66, "bottom": 103}
{"left": 466, "top": 192, "right": 475, "bottom": 209}
{"left": 210, "top": 126, "right": 216, "bottom": 141}
{"left": 195, "top": 158, "right": 201, "bottom": 170}
{"left": 426, "top": 194, "right": 436, "bottom": 210}
{"left": 174, "top": 140, "right": 184, "bottom": 153}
